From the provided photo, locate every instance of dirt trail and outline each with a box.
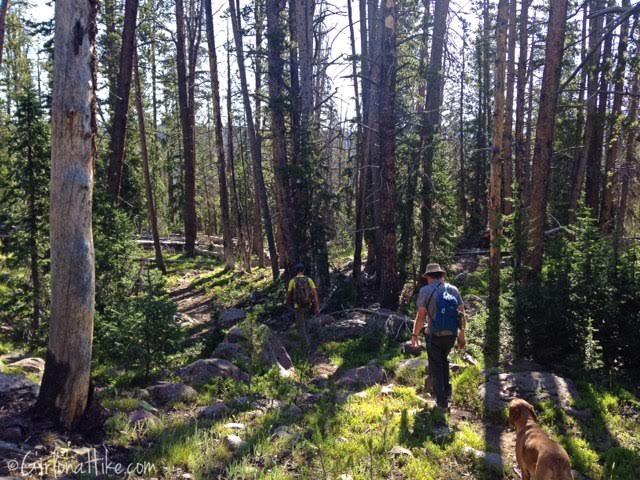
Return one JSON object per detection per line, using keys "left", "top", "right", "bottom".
{"left": 170, "top": 273, "right": 212, "bottom": 326}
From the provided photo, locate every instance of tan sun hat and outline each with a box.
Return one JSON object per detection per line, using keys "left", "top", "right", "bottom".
{"left": 423, "top": 263, "right": 446, "bottom": 277}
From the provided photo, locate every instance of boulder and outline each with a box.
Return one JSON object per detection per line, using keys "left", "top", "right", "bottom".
{"left": 320, "top": 315, "right": 372, "bottom": 342}
{"left": 224, "top": 434, "right": 247, "bottom": 451}
{"left": 336, "top": 365, "right": 386, "bottom": 389}
{"left": 308, "top": 314, "right": 338, "bottom": 334}
{"left": 199, "top": 402, "right": 229, "bottom": 420}
{"left": 260, "top": 333, "right": 294, "bottom": 375}
{"left": 8, "top": 357, "right": 45, "bottom": 374}
{"left": 226, "top": 326, "right": 247, "bottom": 343}
{"left": 0, "top": 372, "right": 39, "bottom": 410}
{"left": 211, "top": 342, "right": 249, "bottom": 365}
{"left": 479, "top": 371, "right": 581, "bottom": 413}
{"left": 128, "top": 408, "right": 159, "bottom": 425}
{"left": 462, "top": 447, "right": 504, "bottom": 474}
{"left": 397, "top": 357, "right": 429, "bottom": 374}
{"left": 177, "top": 358, "right": 250, "bottom": 386}
{"left": 217, "top": 308, "right": 246, "bottom": 329}
{"left": 389, "top": 445, "right": 413, "bottom": 457}
{"left": 282, "top": 404, "right": 303, "bottom": 420}
{"left": 147, "top": 382, "right": 197, "bottom": 406}
{"left": 174, "top": 312, "right": 199, "bottom": 328}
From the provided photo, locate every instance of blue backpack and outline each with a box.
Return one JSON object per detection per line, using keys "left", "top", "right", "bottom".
{"left": 430, "top": 284, "right": 460, "bottom": 334}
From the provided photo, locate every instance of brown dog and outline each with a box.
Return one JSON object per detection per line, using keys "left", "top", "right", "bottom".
{"left": 508, "top": 398, "right": 573, "bottom": 480}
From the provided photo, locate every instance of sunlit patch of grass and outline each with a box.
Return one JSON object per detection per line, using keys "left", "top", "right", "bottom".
{"left": 102, "top": 396, "right": 141, "bottom": 412}
{"left": 452, "top": 365, "right": 484, "bottom": 415}
{"left": 318, "top": 335, "right": 402, "bottom": 373}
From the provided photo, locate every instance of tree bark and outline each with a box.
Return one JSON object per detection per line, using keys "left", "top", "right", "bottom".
{"left": 36, "top": 0, "right": 97, "bottom": 430}
{"left": 398, "top": 0, "right": 431, "bottom": 282}
{"left": 204, "top": 0, "right": 234, "bottom": 268}
{"left": 0, "top": 0, "right": 9, "bottom": 70}
{"left": 487, "top": 0, "right": 508, "bottom": 364}
{"left": 378, "top": 0, "right": 399, "bottom": 308}
{"left": 229, "top": 0, "right": 279, "bottom": 280}
{"left": 418, "top": 0, "right": 449, "bottom": 275}
{"left": 525, "top": 0, "right": 569, "bottom": 285}
{"left": 106, "top": 0, "right": 139, "bottom": 201}
{"left": 600, "top": 0, "right": 628, "bottom": 232}
{"left": 502, "top": 0, "right": 516, "bottom": 216}
{"left": 614, "top": 71, "right": 638, "bottom": 251}
{"left": 586, "top": 5, "right": 613, "bottom": 217}
{"left": 266, "top": 0, "right": 295, "bottom": 273}
{"left": 134, "top": 50, "right": 166, "bottom": 275}
{"left": 349, "top": 0, "right": 365, "bottom": 284}
{"left": 514, "top": 0, "right": 530, "bottom": 214}
{"left": 570, "top": 0, "right": 604, "bottom": 219}
{"left": 175, "top": 0, "right": 198, "bottom": 256}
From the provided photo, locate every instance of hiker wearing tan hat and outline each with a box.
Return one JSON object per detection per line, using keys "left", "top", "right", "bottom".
{"left": 411, "top": 263, "right": 467, "bottom": 410}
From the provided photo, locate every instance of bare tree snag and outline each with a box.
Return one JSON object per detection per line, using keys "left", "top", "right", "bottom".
{"left": 378, "top": 0, "right": 399, "bottom": 308}
{"left": 36, "top": 0, "right": 97, "bottom": 430}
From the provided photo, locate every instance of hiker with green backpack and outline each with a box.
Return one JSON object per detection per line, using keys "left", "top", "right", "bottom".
{"left": 411, "top": 263, "right": 467, "bottom": 411}
{"left": 286, "top": 263, "right": 320, "bottom": 353}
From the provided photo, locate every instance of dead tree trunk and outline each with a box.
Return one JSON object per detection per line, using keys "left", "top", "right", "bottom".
{"left": 134, "top": 51, "right": 166, "bottom": 275}
{"left": 205, "top": 0, "right": 234, "bottom": 268}
{"left": 106, "top": 0, "right": 139, "bottom": 201}
{"left": 36, "top": 0, "right": 97, "bottom": 430}
{"left": 378, "top": 0, "right": 399, "bottom": 308}
{"left": 524, "top": 0, "right": 569, "bottom": 285}
{"left": 229, "top": 0, "right": 279, "bottom": 280}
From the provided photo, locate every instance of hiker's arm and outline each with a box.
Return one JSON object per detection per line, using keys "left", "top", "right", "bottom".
{"left": 457, "top": 305, "right": 467, "bottom": 349}
{"left": 285, "top": 282, "right": 293, "bottom": 306}
{"left": 412, "top": 307, "right": 427, "bottom": 347}
{"left": 313, "top": 288, "right": 320, "bottom": 314}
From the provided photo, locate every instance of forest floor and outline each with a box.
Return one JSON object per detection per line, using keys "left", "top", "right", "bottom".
{"left": 1, "top": 252, "right": 640, "bottom": 479}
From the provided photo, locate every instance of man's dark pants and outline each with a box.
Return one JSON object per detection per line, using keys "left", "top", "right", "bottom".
{"left": 426, "top": 334, "right": 456, "bottom": 409}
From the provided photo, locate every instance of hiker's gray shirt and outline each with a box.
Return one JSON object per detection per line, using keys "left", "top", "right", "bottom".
{"left": 417, "top": 281, "right": 463, "bottom": 331}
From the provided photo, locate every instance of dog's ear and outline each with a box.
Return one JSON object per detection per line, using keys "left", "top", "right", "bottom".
{"left": 525, "top": 402, "right": 538, "bottom": 422}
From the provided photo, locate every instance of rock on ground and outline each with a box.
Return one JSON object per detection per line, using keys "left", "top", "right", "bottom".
{"left": 147, "top": 382, "right": 197, "bottom": 406}
{"left": 336, "top": 365, "right": 386, "bottom": 389}
{"left": 217, "top": 308, "right": 246, "bottom": 329}
{"left": 128, "top": 408, "right": 159, "bottom": 425}
{"left": 211, "top": 342, "right": 250, "bottom": 366}
{"left": 224, "top": 434, "right": 247, "bottom": 451}
{"left": 480, "top": 371, "right": 581, "bottom": 413}
{"left": 462, "top": 447, "right": 504, "bottom": 474}
{"left": 0, "top": 372, "right": 39, "bottom": 411}
{"left": 199, "top": 402, "right": 229, "bottom": 420}
{"left": 177, "top": 358, "right": 250, "bottom": 386}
